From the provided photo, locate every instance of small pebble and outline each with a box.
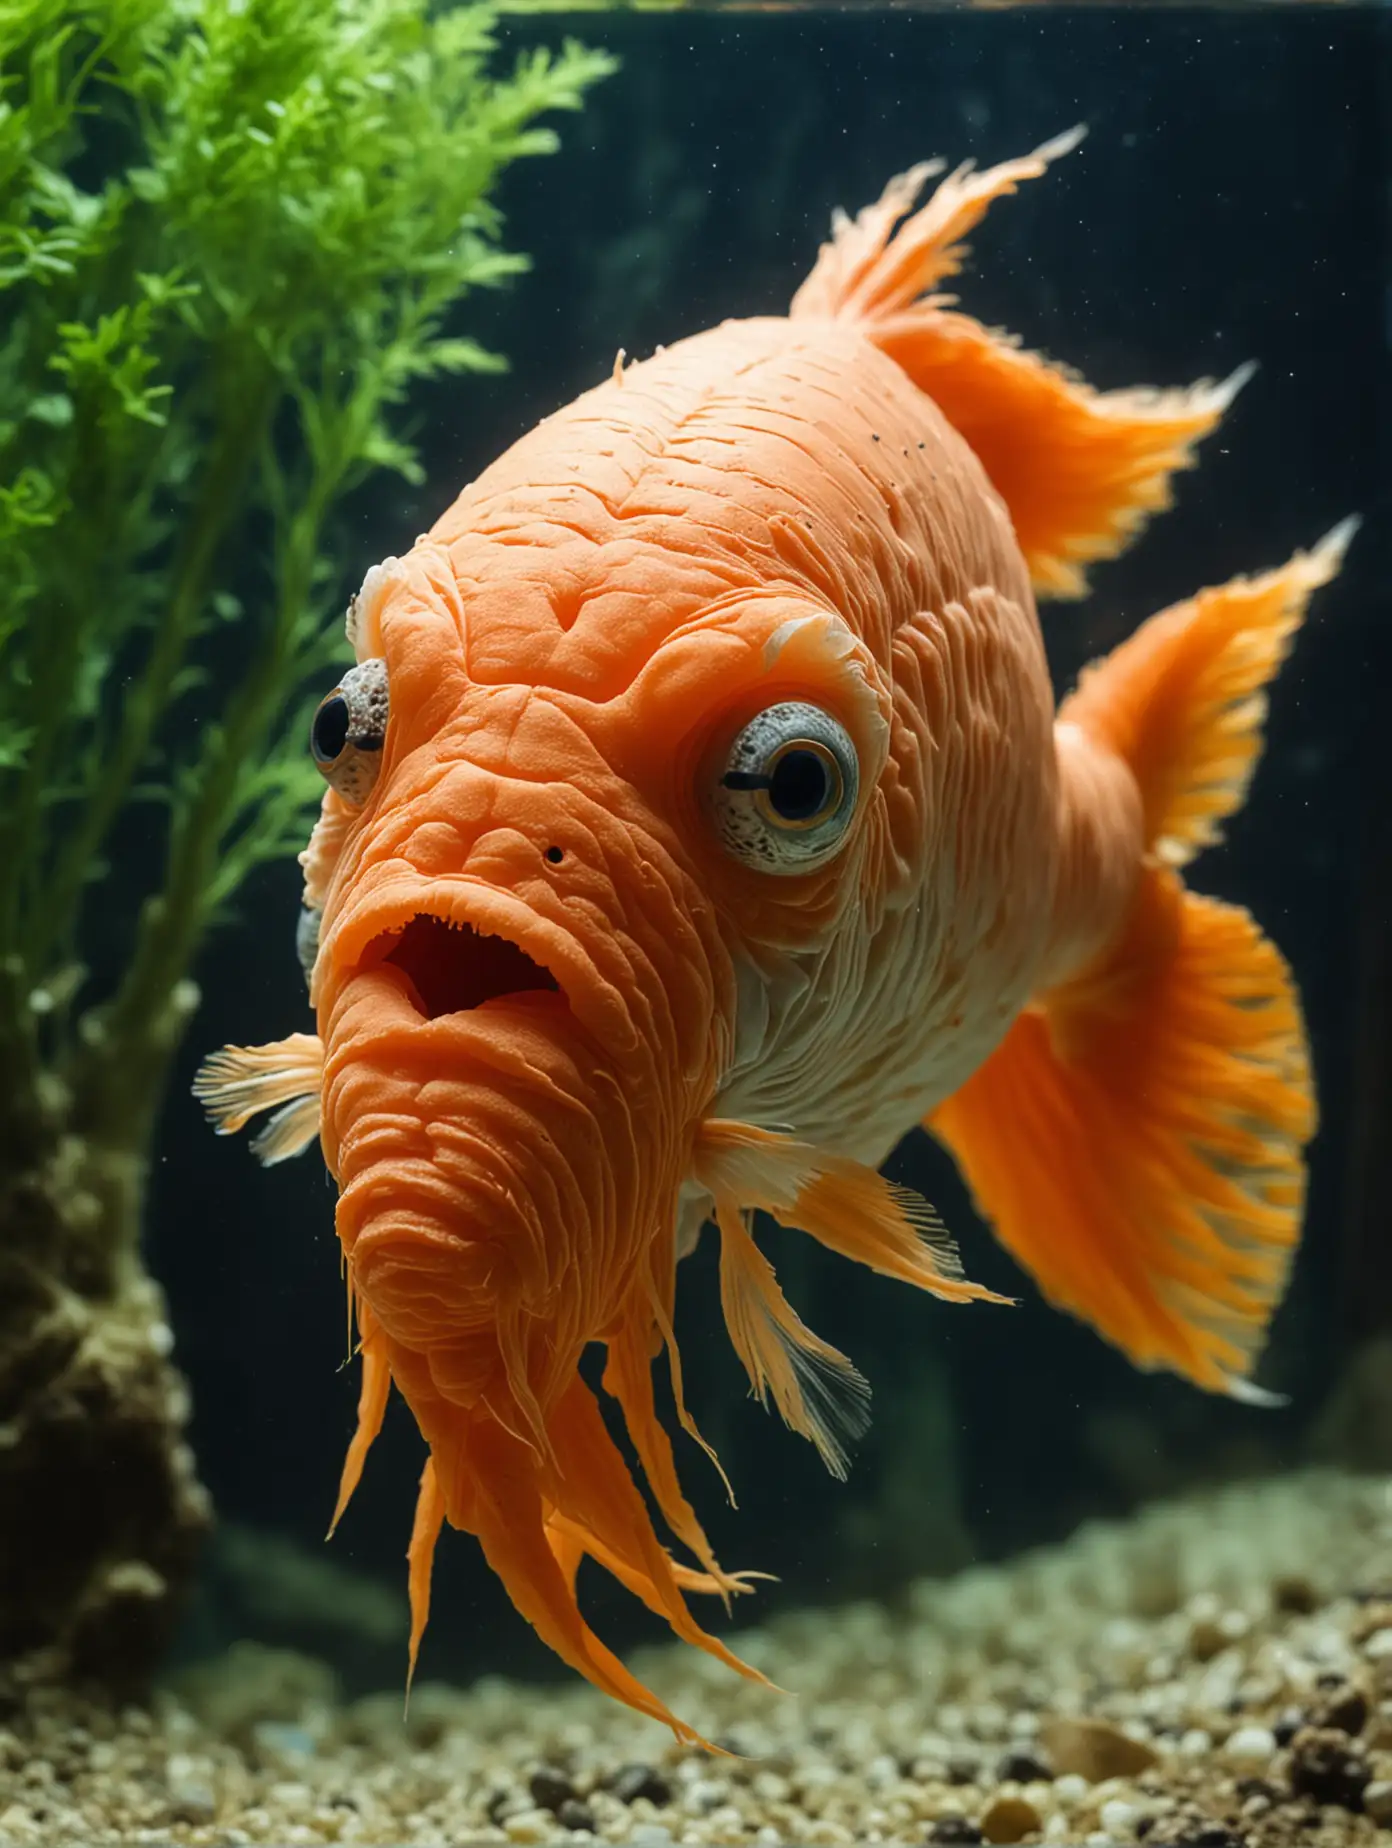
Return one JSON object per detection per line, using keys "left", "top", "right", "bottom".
{"left": 504, "top": 1808, "right": 560, "bottom": 1844}
{"left": 1286, "top": 1725, "right": 1371, "bottom": 1809}
{"left": 1271, "top": 1573, "right": 1319, "bottom": 1613}
{"left": 1311, "top": 1683, "right": 1370, "bottom": 1736}
{"left": 1099, "top": 1798, "right": 1141, "bottom": 1837}
{"left": 1363, "top": 1779, "right": 1392, "bottom": 1826}
{"left": 166, "top": 1779, "right": 217, "bottom": 1825}
{"left": 1188, "top": 1619, "right": 1226, "bottom": 1663}
{"left": 528, "top": 1766, "right": 576, "bottom": 1813}
{"left": 929, "top": 1820, "right": 984, "bottom": 1844}
{"left": 1363, "top": 1627, "right": 1392, "bottom": 1662}
{"left": 1039, "top": 1717, "right": 1159, "bottom": 1782}
{"left": 997, "top": 1750, "right": 1053, "bottom": 1784}
{"left": 1271, "top": 1708, "right": 1303, "bottom": 1747}
{"left": 980, "top": 1793, "right": 1042, "bottom": 1843}
{"left": 1222, "top": 1726, "right": 1276, "bottom": 1769}
{"left": 605, "top": 1764, "right": 672, "bottom": 1806}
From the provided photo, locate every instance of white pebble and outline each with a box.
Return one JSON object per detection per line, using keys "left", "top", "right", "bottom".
{"left": 1364, "top": 1781, "right": 1392, "bottom": 1826}
{"left": 686, "top": 1779, "right": 727, "bottom": 1813}
{"left": 1099, "top": 1799, "right": 1141, "bottom": 1838}
{"left": 504, "top": 1810, "right": 559, "bottom": 1844}
{"left": 1224, "top": 1725, "right": 1276, "bottom": 1768}
{"left": 1364, "top": 1627, "right": 1392, "bottom": 1661}
{"left": 1053, "top": 1775, "right": 1091, "bottom": 1806}
{"left": 1177, "top": 1728, "right": 1212, "bottom": 1757}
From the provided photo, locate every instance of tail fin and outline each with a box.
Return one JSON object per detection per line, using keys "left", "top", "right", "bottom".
{"left": 928, "top": 528, "right": 1353, "bottom": 1394}
{"left": 791, "top": 131, "right": 1242, "bottom": 599}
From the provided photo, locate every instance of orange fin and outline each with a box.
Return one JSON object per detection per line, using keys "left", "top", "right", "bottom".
{"left": 1061, "top": 520, "right": 1358, "bottom": 864}
{"left": 929, "top": 869, "right": 1312, "bottom": 1395}
{"left": 327, "top": 1312, "right": 391, "bottom": 1538}
{"left": 192, "top": 1033, "right": 323, "bottom": 1165}
{"left": 441, "top": 1410, "right": 721, "bottom": 1744}
{"left": 692, "top": 1125, "right": 1005, "bottom": 1473}
{"left": 878, "top": 320, "right": 1245, "bottom": 600}
{"left": 928, "top": 534, "right": 1352, "bottom": 1393}
{"left": 791, "top": 130, "right": 1238, "bottom": 597}
{"left": 713, "top": 1198, "right": 871, "bottom": 1478}
{"left": 546, "top": 1510, "right": 770, "bottom": 1605}
{"left": 694, "top": 1120, "right": 1006, "bottom": 1305}
{"left": 601, "top": 1318, "right": 747, "bottom": 1607}
{"left": 792, "top": 127, "right": 1085, "bottom": 322}
{"left": 405, "top": 1455, "right": 445, "bottom": 1703}
{"left": 538, "top": 1377, "right": 775, "bottom": 1691}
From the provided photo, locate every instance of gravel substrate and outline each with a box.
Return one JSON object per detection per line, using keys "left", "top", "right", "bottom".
{"left": 2, "top": 1469, "right": 1391, "bottom": 1846}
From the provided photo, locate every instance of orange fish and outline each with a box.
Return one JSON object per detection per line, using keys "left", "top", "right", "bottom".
{"left": 196, "top": 131, "right": 1351, "bottom": 1739}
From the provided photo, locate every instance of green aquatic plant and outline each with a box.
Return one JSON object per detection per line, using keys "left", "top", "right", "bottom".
{"left": 0, "top": 0, "right": 611, "bottom": 1688}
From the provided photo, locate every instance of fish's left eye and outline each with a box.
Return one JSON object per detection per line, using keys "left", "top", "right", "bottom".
{"left": 310, "top": 657, "right": 388, "bottom": 805}
{"left": 712, "top": 701, "right": 859, "bottom": 874}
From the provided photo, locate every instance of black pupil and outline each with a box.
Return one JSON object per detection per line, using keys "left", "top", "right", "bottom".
{"left": 312, "top": 694, "right": 349, "bottom": 764}
{"left": 768, "top": 747, "right": 833, "bottom": 823}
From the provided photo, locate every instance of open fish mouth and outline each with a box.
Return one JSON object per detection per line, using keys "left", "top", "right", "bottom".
{"left": 334, "top": 881, "right": 637, "bottom": 1051}
{"left": 360, "top": 912, "right": 562, "bottom": 1021}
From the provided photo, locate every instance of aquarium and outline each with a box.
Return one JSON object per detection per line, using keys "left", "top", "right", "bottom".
{"left": 1, "top": 3, "right": 1389, "bottom": 1845}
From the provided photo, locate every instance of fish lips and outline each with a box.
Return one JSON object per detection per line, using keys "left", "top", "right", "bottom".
{"left": 325, "top": 878, "right": 640, "bottom": 1055}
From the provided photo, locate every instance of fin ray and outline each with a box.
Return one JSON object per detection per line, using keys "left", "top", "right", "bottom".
{"left": 328, "top": 1312, "right": 391, "bottom": 1539}
{"left": 405, "top": 1455, "right": 445, "bottom": 1701}
{"left": 714, "top": 1197, "right": 871, "bottom": 1479}
{"left": 192, "top": 1033, "right": 324, "bottom": 1153}
{"left": 602, "top": 1317, "right": 746, "bottom": 1606}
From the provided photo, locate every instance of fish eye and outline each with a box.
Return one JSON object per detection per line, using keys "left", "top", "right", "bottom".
{"left": 295, "top": 903, "right": 322, "bottom": 991}
{"left": 311, "top": 697, "right": 349, "bottom": 765}
{"left": 310, "top": 658, "right": 388, "bottom": 805}
{"left": 712, "top": 701, "right": 859, "bottom": 874}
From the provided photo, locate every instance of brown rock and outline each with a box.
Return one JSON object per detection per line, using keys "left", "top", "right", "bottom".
{"left": 1309, "top": 1680, "right": 1369, "bottom": 1737}
{"left": 1188, "top": 1618, "right": 1227, "bottom": 1663}
{"left": 980, "top": 1794, "right": 1042, "bottom": 1843}
{"left": 1269, "top": 1574, "right": 1318, "bottom": 1615}
{"left": 1037, "top": 1716, "right": 1160, "bottom": 1783}
{"left": 1286, "top": 1725, "right": 1370, "bottom": 1810}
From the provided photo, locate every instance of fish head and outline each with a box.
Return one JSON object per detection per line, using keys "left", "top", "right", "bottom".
{"left": 304, "top": 542, "right": 891, "bottom": 1438}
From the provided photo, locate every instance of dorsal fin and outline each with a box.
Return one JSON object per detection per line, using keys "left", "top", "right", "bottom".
{"left": 791, "top": 131, "right": 1242, "bottom": 599}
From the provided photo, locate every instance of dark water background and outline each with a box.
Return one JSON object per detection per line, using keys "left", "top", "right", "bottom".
{"left": 153, "top": 7, "right": 1391, "bottom": 1690}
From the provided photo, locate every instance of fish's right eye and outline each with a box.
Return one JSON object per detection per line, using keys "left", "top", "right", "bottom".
{"left": 711, "top": 701, "right": 860, "bottom": 875}
{"left": 310, "top": 657, "right": 389, "bottom": 806}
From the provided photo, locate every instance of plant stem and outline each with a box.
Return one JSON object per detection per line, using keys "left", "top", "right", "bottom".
{"left": 36, "top": 365, "right": 278, "bottom": 974}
